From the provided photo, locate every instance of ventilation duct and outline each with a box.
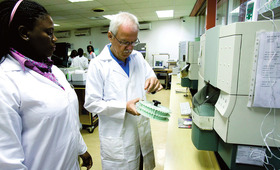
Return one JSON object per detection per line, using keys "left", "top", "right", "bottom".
{"left": 55, "top": 31, "right": 70, "bottom": 38}
{"left": 74, "top": 28, "right": 91, "bottom": 36}
{"left": 100, "top": 27, "right": 108, "bottom": 34}
{"left": 139, "top": 23, "right": 151, "bottom": 30}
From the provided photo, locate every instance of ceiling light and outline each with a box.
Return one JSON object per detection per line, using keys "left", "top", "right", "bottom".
{"left": 156, "top": 10, "right": 174, "bottom": 18}
{"left": 103, "top": 15, "right": 115, "bottom": 20}
{"left": 68, "top": 0, "right": 93, "bottom": 2}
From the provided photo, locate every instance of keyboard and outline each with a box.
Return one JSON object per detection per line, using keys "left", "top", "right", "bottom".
{"left": 180, "top": 102, "right": 191, "bottom": 116}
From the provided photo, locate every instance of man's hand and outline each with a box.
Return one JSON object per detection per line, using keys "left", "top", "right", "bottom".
{"left": 144, "top": 77, "right": 163, "bottom": 93}
{"left": 126, "top": 98, "right": 140, "bottom": 116}
{"left": 80, "top": 151, "right": 93, "bottom": 170}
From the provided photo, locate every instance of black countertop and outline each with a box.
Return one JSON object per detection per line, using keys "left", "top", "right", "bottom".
{"left": 69, "top": 80, "right": 86, "bottom": 87}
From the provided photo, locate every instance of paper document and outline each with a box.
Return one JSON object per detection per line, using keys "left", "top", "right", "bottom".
{"left": 180, "top": 102, "right": 191, "bottom": 116}
{"left": 253, "top": 32, "right": 280, "bottom": 108}
{"left": 236, "top": 145, "right": 265, "bottom": 166}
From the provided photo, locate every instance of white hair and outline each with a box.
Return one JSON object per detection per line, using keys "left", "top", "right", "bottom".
{"left": 109, "top": 12, "right": 139, "bottom": 35}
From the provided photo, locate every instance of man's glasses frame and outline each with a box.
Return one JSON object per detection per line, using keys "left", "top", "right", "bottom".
{"left": 111, "top": 33, "right": 140, "bottom": 47}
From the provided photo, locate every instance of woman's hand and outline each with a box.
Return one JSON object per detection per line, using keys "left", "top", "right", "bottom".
{"left": 80, "top": 151, "right": 93, "bottom": 170}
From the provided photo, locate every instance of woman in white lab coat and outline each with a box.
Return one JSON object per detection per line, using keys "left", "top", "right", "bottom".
{"left": 87, "top": 45, "right": 96, "bottom": 61}
{"left": 84, "top": 12, "right": 163, "bottom": 170}
{"left": 0, "top": 0, "right": 92, "bottom": 169}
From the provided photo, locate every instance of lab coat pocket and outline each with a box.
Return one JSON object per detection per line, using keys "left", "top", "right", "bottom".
{"left": 100, "top": 136, "right": 124, "bottom": 160}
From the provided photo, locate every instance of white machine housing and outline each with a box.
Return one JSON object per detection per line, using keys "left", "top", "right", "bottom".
{"left": 153, "top": 54, "right": 169, "bottom": 68}
{"left": 187, "top": 41, "right": 200, "bottom": 80}
{"left": 192, "top": 27, "right": 222, "bottom": 131}
{"left": 204, "top": 26, "right": 221, "bottom": 87}
{"left": 197, "top": 34, "right": 206, "bottom": 91}
{"left": 214, "top": 20, "right": 280, "bottom": 147}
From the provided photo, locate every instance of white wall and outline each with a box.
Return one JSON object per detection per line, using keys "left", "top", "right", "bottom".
{"left": 139, "top": 17, "right": 196, "bottom": 65}
{"left": 56, "top": 16, "right": 196, "bottom": 66}
{"left": 57, "top": 28, "right": 109, "bottom": 56}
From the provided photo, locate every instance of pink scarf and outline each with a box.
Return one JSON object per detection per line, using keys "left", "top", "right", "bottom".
{"left": 10, "top": 48, "right": 65, "bottom": 90}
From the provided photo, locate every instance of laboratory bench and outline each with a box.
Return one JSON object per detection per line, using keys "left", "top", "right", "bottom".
{"left": 69, "top": 81, "right": 98, "bottom": 133}
{"left": 164, "top": 75, "right": 220, "bottom": 170}
{"left": 153, "top": 68, "right": 172, "bottom": 89}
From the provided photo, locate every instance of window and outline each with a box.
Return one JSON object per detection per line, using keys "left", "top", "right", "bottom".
{"left": 216, "top": 0, "right": 228, "bottom": 26}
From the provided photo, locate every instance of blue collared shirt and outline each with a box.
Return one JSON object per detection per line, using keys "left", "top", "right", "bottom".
{"left": 107, "top": 44, "right": 130, "bottom": 77}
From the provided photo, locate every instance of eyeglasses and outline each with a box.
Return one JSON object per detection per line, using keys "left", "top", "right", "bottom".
{"left": 112, "top": 33, "right": 140, "bottom": 47}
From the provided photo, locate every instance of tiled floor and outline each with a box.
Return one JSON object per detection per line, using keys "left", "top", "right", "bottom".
{"left": 81, "top": 89, "right": 171, "bottom": 170}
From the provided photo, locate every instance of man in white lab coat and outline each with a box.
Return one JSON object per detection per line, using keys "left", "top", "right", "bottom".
{"left": 84, "top": 12, "right": 163, "bottom": 170}
{"left": 71, "top": 48, "right": 89, "bottom": 70}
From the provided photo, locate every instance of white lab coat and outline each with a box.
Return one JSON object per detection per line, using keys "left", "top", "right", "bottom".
{"left": 0, "top": 55, "right": 87, "bottom": 170}
{"left": 88, "top": 52, "right": 96, "bottom": 60}
{"left": 71, "top": 55, "right": 89, "bottom": 70}
{"left": 84, "top": 45, "right": 156, "bottom": 170}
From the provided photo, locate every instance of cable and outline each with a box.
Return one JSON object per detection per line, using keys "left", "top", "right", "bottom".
{"left": 256, "top": 1, "right": 280, "bottom": 168}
